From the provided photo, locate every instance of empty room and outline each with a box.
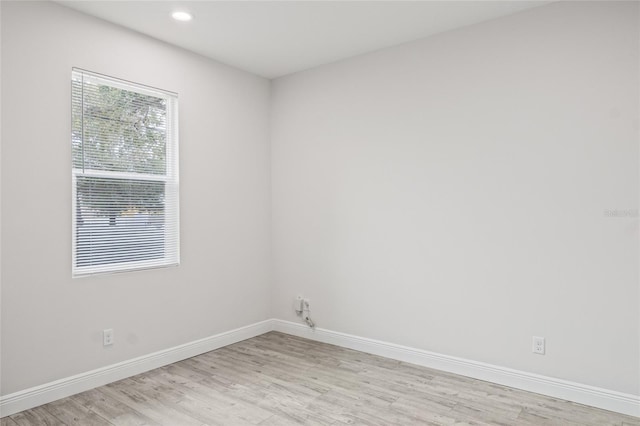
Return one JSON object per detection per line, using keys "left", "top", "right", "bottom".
{"left": 1, "top": 0, "right": 639, "bottom": 424}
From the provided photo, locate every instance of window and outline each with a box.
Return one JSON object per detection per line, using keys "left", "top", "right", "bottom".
{"left": 71, "top": 69, "right": 179, "bottom": 276}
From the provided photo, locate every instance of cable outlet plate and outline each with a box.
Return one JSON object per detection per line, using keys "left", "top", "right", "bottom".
{"left": 294, "top": 296, "right": 303, "bottom": 314}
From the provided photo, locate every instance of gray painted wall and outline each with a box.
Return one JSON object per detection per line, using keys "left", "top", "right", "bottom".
{"left": 1, "top": 1, "right": 272, "bottom": 395}
{"left": 270, "top": 1, "right": 639, "bottom": 395}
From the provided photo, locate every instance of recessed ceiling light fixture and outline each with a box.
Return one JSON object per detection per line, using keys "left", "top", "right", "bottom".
{"left": 172, "top": 11, "right": 193, "bottom": 22}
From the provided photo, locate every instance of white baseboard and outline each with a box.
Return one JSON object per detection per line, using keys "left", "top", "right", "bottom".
{"left": 2, "top": 318, "right": 638, "bottom": 419}
{"left": 272, "top": 319, "right": 640, "bottom": 418}
{"left": 0, "top": 319, "right": 273, "bottom": 418}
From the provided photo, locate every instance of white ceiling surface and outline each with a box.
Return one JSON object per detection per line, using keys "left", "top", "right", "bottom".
{"left": 57, "top": 1, "right": 550, "bottom": 79}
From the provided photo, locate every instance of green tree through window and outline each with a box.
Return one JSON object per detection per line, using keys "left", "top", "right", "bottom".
{"left": 72, "top": 69, "right": 179, "bottom": 276}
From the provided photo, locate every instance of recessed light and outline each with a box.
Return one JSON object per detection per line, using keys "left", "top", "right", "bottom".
{"left": 172, "top": 11, "right": 193, "bottom": 22}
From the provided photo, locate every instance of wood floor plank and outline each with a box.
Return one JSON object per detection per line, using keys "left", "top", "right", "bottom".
{"left": 257, "top": 414, "right": 302, "bottom": 425}
{"left": 100, "top": 378, "right": 207, "bottom": 426}
{"left": 0, "top": 417, "right": 19, "bottom": 426}
{"left": 3, "top": 331, "right": 639, "bottom": 426}
{"left": 43, "top": 398, "right": 113, "bottom": 426}
{"left": 70, "top": 388, "right": 160, "bottom": 426}
{"left": 144, "top": 367, "right": 274, "bottom": 424}
{"left": 10, "top": 405, "right": 66, "bottom": 426}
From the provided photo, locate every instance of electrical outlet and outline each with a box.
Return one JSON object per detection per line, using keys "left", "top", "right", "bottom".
{"left": 532, "top": 336, "right": 545, "bottom": 354}
{"left": 103, "top": 329, "right": 114, "bottom": 346}
{"left": 303, "top": 298, "right": 311, "bottom": 311}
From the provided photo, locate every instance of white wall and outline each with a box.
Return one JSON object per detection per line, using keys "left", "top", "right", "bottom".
{"left": 1, "top": 1, "right": 271, "bottom": 395}
{"left": 271, "top": 1, "right": 639, "bottom": 395}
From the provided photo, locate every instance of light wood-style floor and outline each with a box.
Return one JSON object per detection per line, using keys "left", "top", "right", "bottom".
{"left": 2, "top": 331, "right": 638, "bottom": 426}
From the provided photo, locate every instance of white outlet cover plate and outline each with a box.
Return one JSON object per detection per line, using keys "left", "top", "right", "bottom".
{"left": 103, "top": 329, "right": 114, "bottom": 346}
{"left": 532, "top": 336, "right": 545, "bottom": 354}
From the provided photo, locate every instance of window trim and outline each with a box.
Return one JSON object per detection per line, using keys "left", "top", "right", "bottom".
{"left": 71, "top": 68, "right": 180, "bottom": 277}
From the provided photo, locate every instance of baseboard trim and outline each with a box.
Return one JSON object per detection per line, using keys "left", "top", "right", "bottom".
{"left": 0, "top": 319, "right": 273, "bottom": 417}
{"left": 272, "top": 319, "right": 640, "bottom": 418}
{"left": 2, "top": 318, "right": 638, "bottom": 419}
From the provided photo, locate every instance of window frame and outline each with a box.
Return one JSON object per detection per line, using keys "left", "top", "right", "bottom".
{"left": 71, "top": 68, "right": 180, "bottom": 277}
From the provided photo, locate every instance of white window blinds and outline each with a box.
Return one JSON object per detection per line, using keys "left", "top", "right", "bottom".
{"left": 71, "top": 69, "right": 179, "bottom": 276}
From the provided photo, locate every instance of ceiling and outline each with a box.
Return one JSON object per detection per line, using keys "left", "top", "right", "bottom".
{"left": 56, "top": 1, "right": 550, "bottom": 79}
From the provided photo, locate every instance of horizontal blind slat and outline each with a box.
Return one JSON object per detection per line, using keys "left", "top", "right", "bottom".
{"left": 72, "top": 69, "right": 179, "bottom": 277}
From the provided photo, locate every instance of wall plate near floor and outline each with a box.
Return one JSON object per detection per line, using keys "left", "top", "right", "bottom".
{"left": 532, "top": 336, "right": 545, "bottom": 355}
{"left": 103, "top": 329, "right": 114, "bottom": 346}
